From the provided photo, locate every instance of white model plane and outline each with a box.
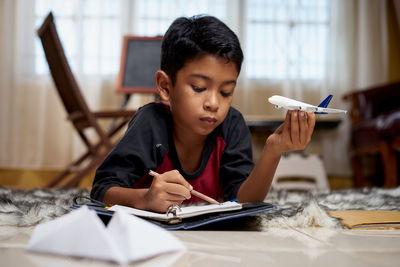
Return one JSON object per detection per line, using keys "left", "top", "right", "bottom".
{"left": 268, "top": 95, "right": 347, "bottom": 114}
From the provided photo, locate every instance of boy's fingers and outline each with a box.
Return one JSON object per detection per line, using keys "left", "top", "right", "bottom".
{"left": 290, "top": 111, "right": 300, "bottom": 144}
{"left": 281, "top": 111, "right": 291, "bottom": 140}
{"left": 274, "top": 122, "right": 284, "bottom": 134}
{"left": 156, "top": 170, "right": 192, "bottom": 199}
{"left": 306, "top": 112, "right": 316, "bottom": 141}
{"left": 299, "top": 111, "right": 308, "bottom": 144}
{"left": 160, "top": 170, "right": 193, "bottom": 190}
{"left": 164, "top": 183, "right": 191, "bottom": 200}
{"left": 166, "top": 193, "right": 186, "bottom": 202}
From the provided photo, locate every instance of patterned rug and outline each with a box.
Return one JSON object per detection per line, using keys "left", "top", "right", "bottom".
{"left": 0, "top": 186, "right": 399, "bottom": 229}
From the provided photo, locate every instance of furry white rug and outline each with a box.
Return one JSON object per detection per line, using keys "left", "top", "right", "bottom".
{"left": 262, "top": 187, "right": 400, "bottom": 229}
{"left": 0, "top": 187, "right": 89, "bottom": 227}
{"left": 0, "top": 186, "right": 399, "bottom": 229}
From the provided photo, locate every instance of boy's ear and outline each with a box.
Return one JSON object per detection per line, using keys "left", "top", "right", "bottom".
{"left": 155, "top": 70, "right": 172, "bottom": 101}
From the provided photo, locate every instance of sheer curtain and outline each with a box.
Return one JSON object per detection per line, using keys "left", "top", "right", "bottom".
{"left": 0, "top": 0, "right": 130, "bottom": 169}
{"left": 233, "top": 0, "right": 332, "bottom": 116}
{"left": 234, "top": 0, "right": 390, "bottom": 176}
{"left": 0, "top": 0, "right": 228, "bottom": 170}
{"left": 322, "top": 0, "right": 388, "bottom": 175}
{"left": 0, "top": 0, "right": 391, "bottom": 176}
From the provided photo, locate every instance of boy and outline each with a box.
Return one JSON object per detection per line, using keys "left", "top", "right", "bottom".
{"left": 91, "top": 15, "right": 315, "bottom": 213}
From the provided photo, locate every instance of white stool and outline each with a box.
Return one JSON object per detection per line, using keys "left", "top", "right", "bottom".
{"left": 270, "top": 153, "right": 330, "bottom": 192}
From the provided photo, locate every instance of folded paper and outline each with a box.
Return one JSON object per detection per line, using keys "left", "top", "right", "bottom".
{"left": 25, "top": 206, "right": 186, "bottom": 264}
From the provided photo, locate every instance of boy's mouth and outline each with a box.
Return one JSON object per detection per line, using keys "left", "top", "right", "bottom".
{"left": 200, "top": 116, "right": 217, "bottom": 124}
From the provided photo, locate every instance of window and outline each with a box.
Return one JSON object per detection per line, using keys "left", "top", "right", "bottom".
{"left": 135, "top": 0, "right": 227, "bottom": 36}
{"left": 34, "top": 0, "right": 122, "bottom": 75}
{"left": 33, "top": 0, "right": 226, "bottom": 75}
{"left": 246, "top": 0, "right": 330, "bottom": 80}
{"left": 33, "top": 0, "right": 330, "bottom": 81}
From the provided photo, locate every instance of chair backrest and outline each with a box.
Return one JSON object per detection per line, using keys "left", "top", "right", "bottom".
{"left": 343, "top": 82, "right": 400, "bottom": 124}
{"left": 37, "top": 12, "right": 101, "bottom": 133}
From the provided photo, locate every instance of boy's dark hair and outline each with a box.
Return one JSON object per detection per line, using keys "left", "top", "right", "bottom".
{"left": 161, "top": 15, "right": 243, "bottom": 85}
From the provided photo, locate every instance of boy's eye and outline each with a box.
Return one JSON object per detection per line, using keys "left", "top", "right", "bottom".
{"left": 221, "top": 91, "right": 233, "bottom": 97}
{"left": 191, "top": 85, "right": 206, "bottom": 92}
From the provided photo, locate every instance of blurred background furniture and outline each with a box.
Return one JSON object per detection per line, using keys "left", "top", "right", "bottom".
{"left": 114, "top": 35, "right": 162, "bottom": 109}
{"left": 343, "top": 82, "right": 400, "bottom": 188}
{"left": 37, "top": 12, "right": 136, "bottom": 188}
{"left": 270, "top": 153, "right": 330, "bottom": 192}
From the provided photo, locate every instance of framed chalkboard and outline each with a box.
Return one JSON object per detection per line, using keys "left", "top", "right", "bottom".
{"left": 116, "top": 35, "right": 162, "bottom": 94}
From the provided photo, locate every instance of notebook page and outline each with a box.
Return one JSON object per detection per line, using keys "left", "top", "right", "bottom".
{"left": 177, "top": 201, "right": 242, "bottom": 219}
{"left": 109, "top": 201, "right": 242, "bottom": 221}
{"left": 108, "top": 205, "right": 170, "bottom": 221}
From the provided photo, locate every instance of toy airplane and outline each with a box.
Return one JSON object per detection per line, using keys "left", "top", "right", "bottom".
{"left": 268, "top": 95, "right": 347, "bottom": 114}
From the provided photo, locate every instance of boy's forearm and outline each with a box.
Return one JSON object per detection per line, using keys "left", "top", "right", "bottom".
{"left": 237, "top": 145, "right": 281, "bottom": 202}
{"left": 102, "top": 186, "right": 148, "bottom": 209}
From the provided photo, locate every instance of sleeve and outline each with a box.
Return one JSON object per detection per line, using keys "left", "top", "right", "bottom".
{"left": 90, "top": 104, "right": 168, "bottom": 201}
{"left": 219, "top": 108, "right": 254, "bottom": 200}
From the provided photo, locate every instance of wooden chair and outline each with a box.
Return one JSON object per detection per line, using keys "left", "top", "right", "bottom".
{"left": 343, "top": 82, "right": 400, "bottom": 188}
{"left": 37, "top": 12, "right": 136, "bottom": 188}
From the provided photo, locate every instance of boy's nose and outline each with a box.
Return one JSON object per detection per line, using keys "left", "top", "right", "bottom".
{"left": 204, "top": 92, "right": 219, "bottom": 112}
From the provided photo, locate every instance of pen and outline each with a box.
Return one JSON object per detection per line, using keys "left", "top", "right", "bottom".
{"left": 148, "top": 170, "right": 220, "bottom": 205}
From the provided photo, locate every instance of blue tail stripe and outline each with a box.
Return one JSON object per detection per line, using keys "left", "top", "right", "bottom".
{"left": 318, "top": 95, "right": 333, "bottom": 108}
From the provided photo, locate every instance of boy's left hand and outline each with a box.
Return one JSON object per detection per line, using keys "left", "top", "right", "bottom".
{"left": 266, "top": 110, "right": 316, "bottom": 156}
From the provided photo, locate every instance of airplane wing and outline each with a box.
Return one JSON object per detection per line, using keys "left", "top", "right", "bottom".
{"left": 316, "top": 107, "right": 347, "bottom": 114}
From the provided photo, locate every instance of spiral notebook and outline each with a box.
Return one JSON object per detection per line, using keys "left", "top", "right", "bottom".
{"left": 71, "top": 198, "right": 275, "bottom": 230}
{"left": 109, "top": 201, "right": 242, "bottom": 222}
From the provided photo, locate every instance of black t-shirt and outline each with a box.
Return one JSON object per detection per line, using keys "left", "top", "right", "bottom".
{"left": 91, "top": 102, "right": 254, "bottom": 203}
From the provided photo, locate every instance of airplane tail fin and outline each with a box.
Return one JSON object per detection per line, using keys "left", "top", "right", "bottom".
{"left": 317, "top": 95, "right": 333, "bottom": 108}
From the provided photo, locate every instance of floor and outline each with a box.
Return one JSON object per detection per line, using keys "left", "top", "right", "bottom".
{"left": 0, "top": 170, "right": 395, "bottom": 266}
{"left": 0, "top": 168, "right": 354, "bottom": 191}
{"left": 1, "top": 225, "right": 399, "bottom": 266}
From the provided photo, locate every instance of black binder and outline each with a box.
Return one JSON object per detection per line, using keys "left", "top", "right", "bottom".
{"left": 71, "top": 199, "right": 275, "bottom": 230}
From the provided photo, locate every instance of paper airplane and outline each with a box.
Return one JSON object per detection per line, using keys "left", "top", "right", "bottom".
{"left": 268, "top": 95, "right": 347, "bottom": 114}
{"left": 25, "top": 206, "right": 186, "bottom": 264}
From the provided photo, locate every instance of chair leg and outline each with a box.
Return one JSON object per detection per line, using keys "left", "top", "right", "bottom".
{"left": 60, "top": 161, "right": 96, "bottom": 188}
{"left": 47, "top": 150, "right": 91, "bottom": 187}
{"left": 47, "top": 168, "right": 71, "bottom": 188}
{"left": 379, "top": 142, "right": 398, "bottom": 188}
{"left": 351, "top": 154, "right": 365, "bottom": 187}
{"left": 48, "top": 117, "right": 132, "bottom": 188}
{"left": 62, "top": 148, "right": 112, "bottom": 188}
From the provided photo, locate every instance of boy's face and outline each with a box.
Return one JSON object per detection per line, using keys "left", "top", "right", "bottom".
{"left": 163, "top": 55, "right": 238, "bottom": 137}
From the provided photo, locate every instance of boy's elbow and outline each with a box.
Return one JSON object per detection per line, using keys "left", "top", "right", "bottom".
{"left": 237, "top": 192, "right": 267, "bottom": 203}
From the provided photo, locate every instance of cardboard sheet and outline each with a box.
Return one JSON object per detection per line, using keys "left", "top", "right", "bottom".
{"left": 328, "top": 210, "right": 400, "bottom": 229}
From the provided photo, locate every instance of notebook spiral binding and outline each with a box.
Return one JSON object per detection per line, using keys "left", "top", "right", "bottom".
{"left": 166, "top": 204, "right": 182, "bottom": 224}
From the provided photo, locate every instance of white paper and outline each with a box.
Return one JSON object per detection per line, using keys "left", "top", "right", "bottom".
{"left": 25, "top": 206, "right": 186, "bottom": 264}
{"left": 109, "top": 201, "right": 242, "bottom": 221}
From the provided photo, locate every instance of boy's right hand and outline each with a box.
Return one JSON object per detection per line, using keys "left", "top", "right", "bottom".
{"left": 144, "top": 170, "right": 192, "bottom": 213}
